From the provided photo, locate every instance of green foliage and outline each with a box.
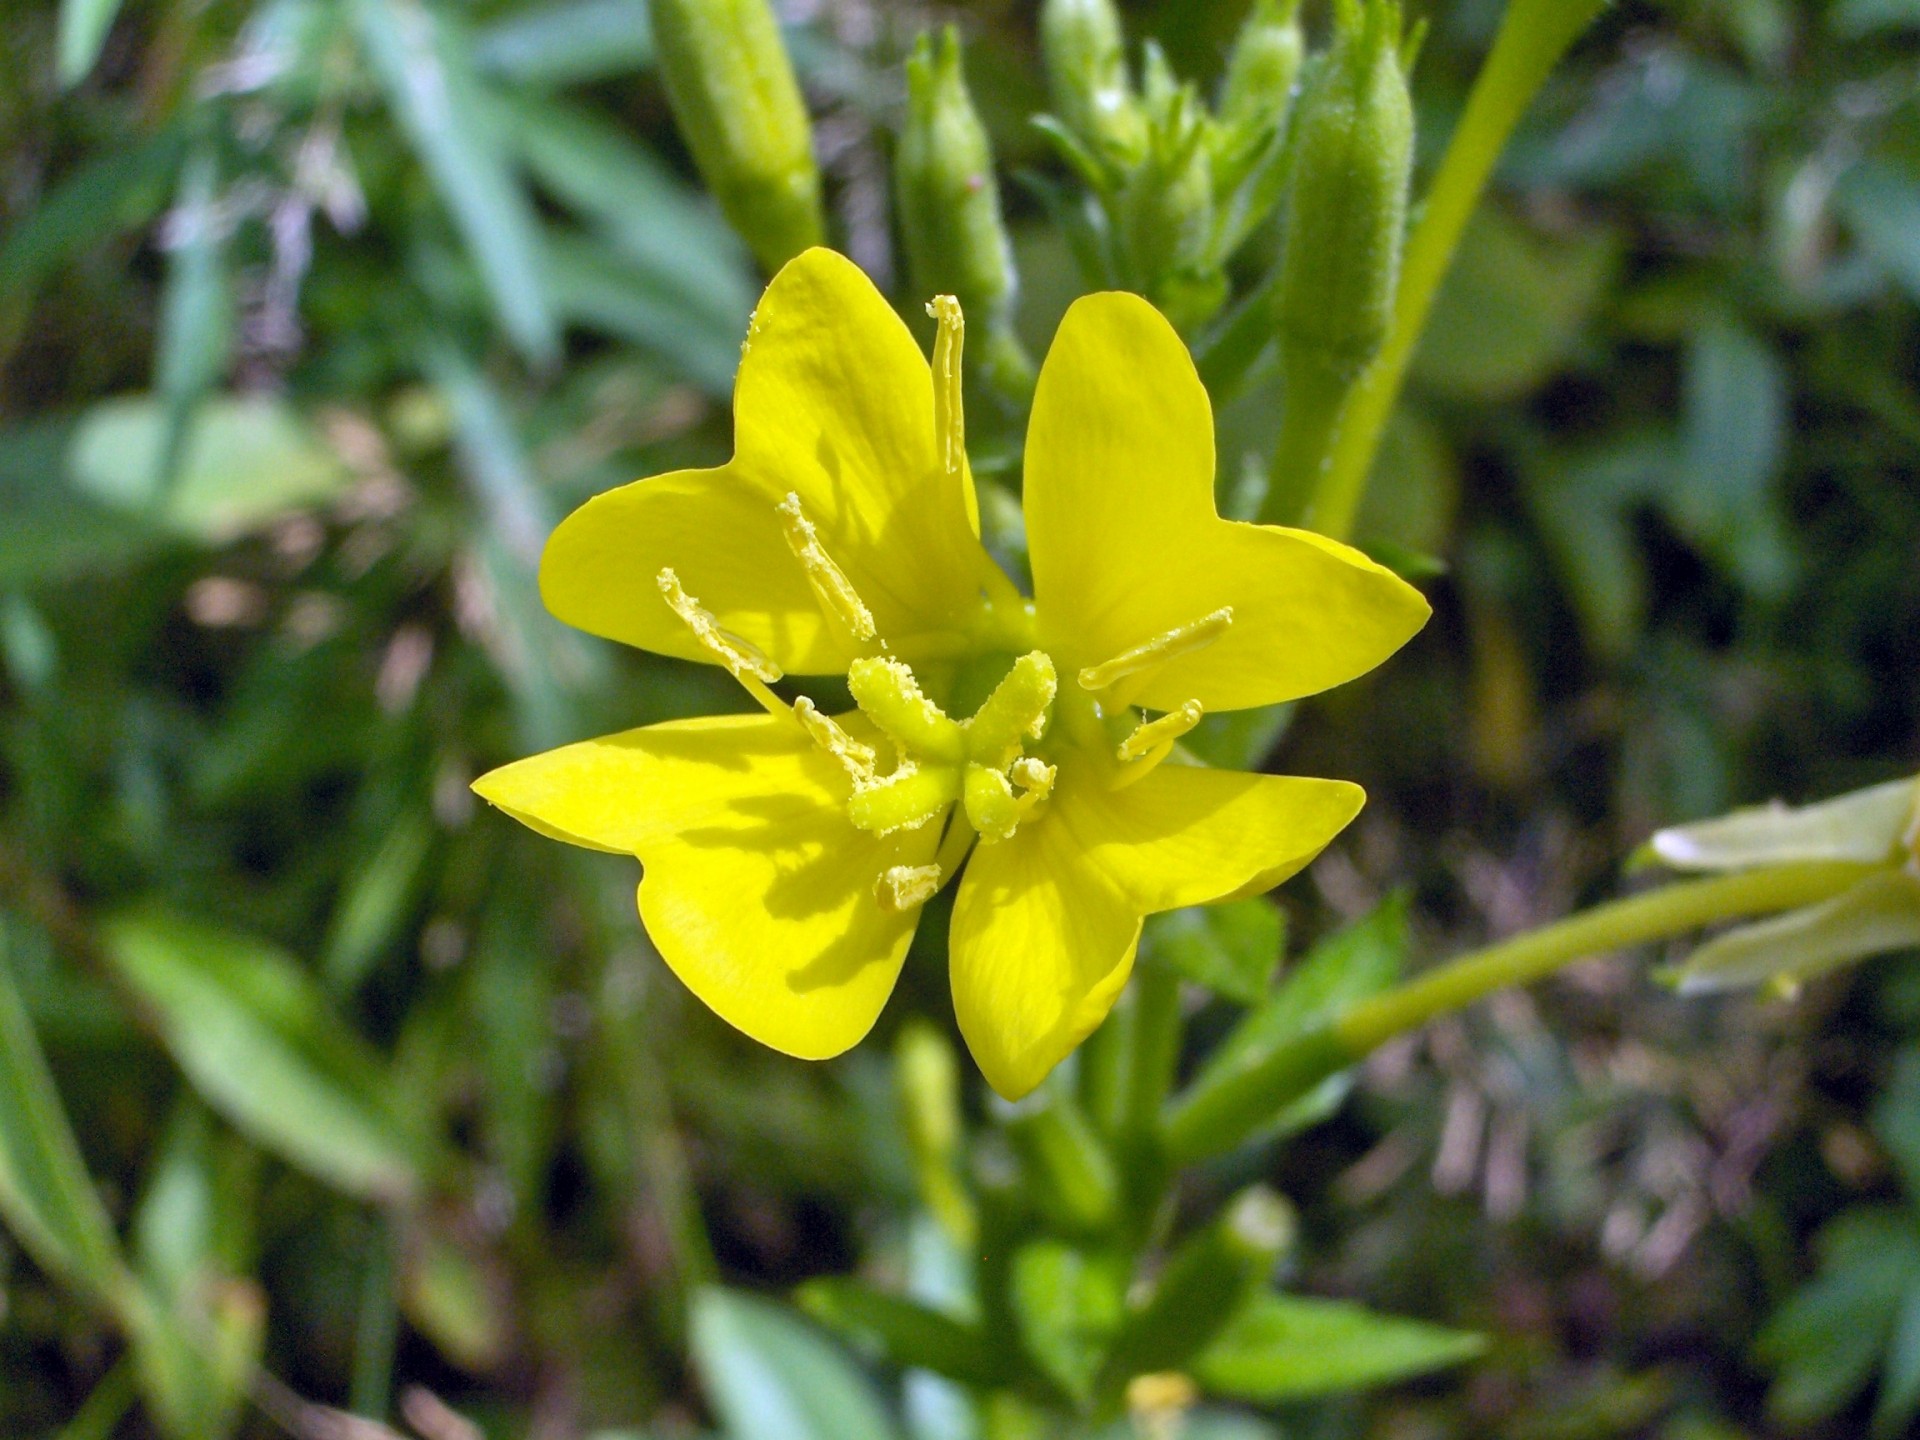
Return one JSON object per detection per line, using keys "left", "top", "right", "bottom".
{"left": 3, "top": 0, "right": 1919, "bottom": 1436}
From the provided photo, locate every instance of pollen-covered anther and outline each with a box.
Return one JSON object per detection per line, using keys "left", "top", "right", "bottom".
{"left": 1010, "top": 756, "right": 1055, "bottom": 800}
{"left": 657, "top": 568, "right": 788, "bottom": 718}
{"left": 1078, "top": 606, "right": 1234, "bottom": 697}
{"left": 776, "top": 492, "right": 877, "bottom": 643}
{"left": 874, "top": 863, "right": 943, "bottom": 913}
{"left": 793, "top": 697, "right": 876, "bottom": 782}
{"left": 1117, "top": 699, "right": 1204, "bottom": 763}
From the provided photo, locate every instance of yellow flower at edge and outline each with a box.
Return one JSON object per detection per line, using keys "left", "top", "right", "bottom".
{"left": 471, "top": 249, "right": 1430, "bottom": 1099}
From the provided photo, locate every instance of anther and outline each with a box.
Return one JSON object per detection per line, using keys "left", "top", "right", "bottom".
{"left": 1010, "top": 756, "right": 1056, "bottom": 800}
{"left": 657, "top": 568, "right": 788, "bottom": 718}
{"left": 777, "top": 493, "right": 876, "bottom": 643}
{"left": 927, "top": 296, "right": 965, "bottom": 485}
{"left": 1078, "top": 607, "right": 1234, "bottom": 697}
{"left": 794, "top": 697, "right": 876, "bottom": 783}
{"left": 875, "top": 863, "right": 944, "bottom": 913}
{"left": 1117, "top": 700, "right": 1204, "bottom": 763}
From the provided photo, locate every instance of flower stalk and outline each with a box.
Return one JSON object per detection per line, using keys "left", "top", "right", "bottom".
{"left": 1164, "top": 858, "right": 1876, "bottom": 1163}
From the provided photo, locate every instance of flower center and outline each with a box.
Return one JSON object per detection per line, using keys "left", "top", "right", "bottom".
{"left": 647, "top": 292, "right": 1240, "bottom": 912}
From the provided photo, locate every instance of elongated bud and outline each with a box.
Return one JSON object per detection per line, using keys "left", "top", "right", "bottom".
{"left": 1273, "top": 0, "right": 1413, "bottom": 380}
{"left": 1219, "top": 0, "right": 1303, "bottom": 138}
{"left": 650, "top": 0, "right": 824, "bottom": 273}
{"left": 1098, "top": 1187, "right": 1294, "bottom": 1389}
{"left": 1041, "top": 0, "right": 1145, "bottom": 163}
{"left": 898, "top": 29, "right": 1018, "bottom": 330}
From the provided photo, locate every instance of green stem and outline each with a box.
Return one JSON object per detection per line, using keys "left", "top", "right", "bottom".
{"left": 1307, "top": 0, "right": 1609, "bottom": 541}
{"left": 1262, "top": 348, "right": 1358, "bottom": 527}
{"left": 1164, "top": 860, "right": 1875, "bottom": 1163}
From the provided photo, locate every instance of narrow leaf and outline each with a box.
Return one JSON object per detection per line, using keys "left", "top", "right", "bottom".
{"left": 691, "top": 1287, "right": 902, "bottom": 1440}
{"left": 0, "top": 934, "right": 128, "bottom": 1306}
{"left": 57, "top": 0, "right": 126, "bottom": 87}
{"left": 352, "top": 0, "right": 558, "bottom": 365}
{"left": 1193, "top": 1292, "right": 1485, "bottom": 1402}
{"left": 100, "top": 910, "right": 425, "bottom": 1203}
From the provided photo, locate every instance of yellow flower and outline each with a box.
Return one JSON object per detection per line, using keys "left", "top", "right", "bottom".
{"left": 472, "top": 248, "right": 1429, "bottom": 1098}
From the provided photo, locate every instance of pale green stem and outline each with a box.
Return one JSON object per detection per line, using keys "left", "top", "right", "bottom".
{"left": 1164, "top": 860, "right": 1875, "bottom": 1163}
{"left": 1307, "top": 0, "right": 1609, "bottom": 541}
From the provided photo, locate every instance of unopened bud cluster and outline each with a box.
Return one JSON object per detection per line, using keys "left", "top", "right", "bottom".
{"left": 1035, "top": 0, "right": 1313, "bottom": 329}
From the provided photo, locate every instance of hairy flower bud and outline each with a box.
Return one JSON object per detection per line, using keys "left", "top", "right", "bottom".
{"left": 1272, "top": 0, "right": 1413, "bottom": 379}
{"left": 897, "top": 28, "right": 1018, "bottom": 327}
{"left": 1040, "top": 0, "right": 1145, "bottom": 164}
{"left": 1219, "top": 0, "right": 1304, "bottom": 137}
{"left": 650, "top": 0, "right": 824, "bottom": 274}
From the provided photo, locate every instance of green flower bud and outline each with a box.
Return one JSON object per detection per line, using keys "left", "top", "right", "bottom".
{"left": 650, "top": 0, "right": 824, "bottom": 273}
{"left": 1097, "top": 1187, "right": 1294, "bottom": 1389}
{"left": 897, "top": 28, "right": 1018, "bottom": 328}
{"left": 1040, "top": 0, "right": 1145, "bottom": 164}
{"left": 1219, "top": 0, "right": 1304, "bottom": 136}
{"left": 1117, "top": 84, "right": 1222, "bottom": 329}
{"left": 1272, "top": 0, "right": 1413, "bottom": 380}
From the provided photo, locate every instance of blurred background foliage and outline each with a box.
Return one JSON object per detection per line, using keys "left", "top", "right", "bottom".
{"left": 1, "top": 0, "right": 1918, "bottom": 1437}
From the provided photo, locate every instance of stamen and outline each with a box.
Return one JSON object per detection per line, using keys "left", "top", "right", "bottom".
{"left": 1010, "top": 756, "right": 1056, "bottom": 800}
{"left": 794, "top": 697, "right": 876, "bottom": 783}
{"left": 849, "top": 657, "right": 968, "bottom": 763}
{"left": 1117, "top": 700, "right": 1204, "bottom": 762}
{"left": 1077, "top": 606, "right": 1234, "bottom": 698}
{"left": 927, "top": 296, "right": 965, "bottom": 485}
{"left": 656, "top": 568, "right": 788, "bottom": 718}
{"left": 776, "top": 493, "right": 876, "bottom": 643}
{"left": 965, "top": 651, "right": 1057, "bottom": 769}
{"left": 875, "top": 863, "right": 943, "bottom": 913}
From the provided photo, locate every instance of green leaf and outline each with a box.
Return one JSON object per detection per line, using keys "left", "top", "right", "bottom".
{"left": 1143, "top": 901, "right": 1285, "bottom": 1006}
{"left": 1669, "top": 313, "right": 1794, "bottom": 598}
{"left": 691, "top": 1287, "right": 903, "bottom": 1440}
{"left": 472, "top": 0, "right": 653, "bottom": 86}
{"left": 1760, "top": 1208, "right": 1920, "bottom": 1424}
{"left": 544, "top": 232, "right": 743, "bottom": 398}
{"left": 67, "top": 394, "right": 352, "bottom": 542}
{"left": 0, "top": 129, "right": 182, "bottom": 325}
{"left": 0, "top": 934, "right": 129, "bottom": 1307}
{"left": 153, "top": 146, "right": 234, "bottom": 489}
{"left": 797, "top": 1278, "right": 1000, "bottom": 1387}
{"left": 495, "top": 92, "right": 753, "bottom": 337}
{"left": 1874, "top": 1279, "right": 1920, "bottom": 1436}
{"left": 57, "top": 0, "right": 126, "bottom": 87}
{"left": 1192, "top": 893, "right": 1409, "bottom": 1141}
{"left": 1874, "top": 1048, "right": 1920, "bottom": 1202}
{"left": 1839, "top": 160, "right": 1920, "bottom": 302}
{"left": 100, "top": 909, "right": 426, "bottom": 1204}
{"left": 1008, "top": 1240, "right": 1124, "bottom": 1403}
{"left": 352, "top": 0, "right": 558, "bottom": 366}
{"left": 322, "top": 811, "right": 434, "bottom": 994}
{"left": 1192, "top": 1292, "right": 1485, "bottom": 1402}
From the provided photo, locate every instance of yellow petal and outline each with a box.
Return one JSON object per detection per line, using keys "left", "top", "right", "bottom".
{"left": 1024, "top": 291, "right": 1430, "bottom": 712}
{"left": 1068, "top": 762, "right": 1365, "bottom": 907}
{"left": 473, "top": 713, "right": 936, "bottom": 1059}
{"left": 541, "top": 249, "right": 988, "bottom": 674}
{"left": 947, "top": 759, "right": 1363, "bottom": 1099}
{"left": 948, "top": 795, "right": 1141, "bottom": 1101}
